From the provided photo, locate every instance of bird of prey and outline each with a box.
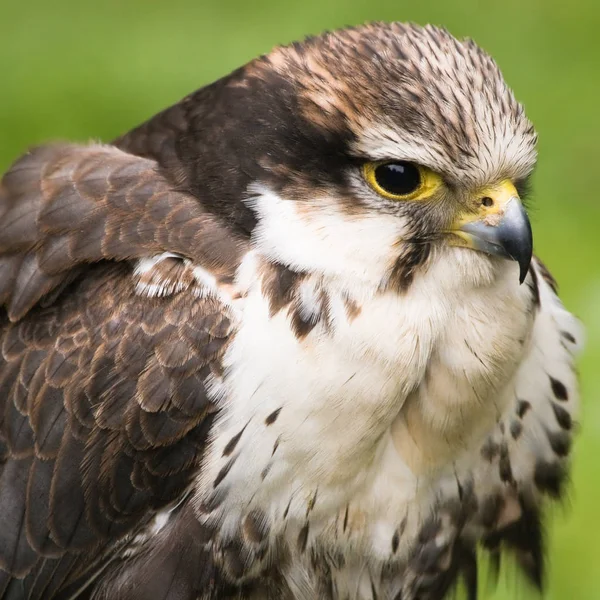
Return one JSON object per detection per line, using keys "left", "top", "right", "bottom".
{"left": 0, "top": 21, "right": 582, "bottom": 600}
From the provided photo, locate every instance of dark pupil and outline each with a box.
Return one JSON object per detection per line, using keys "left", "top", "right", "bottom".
{"left": 374, "top": 162, "right": 421, "bottom": 196}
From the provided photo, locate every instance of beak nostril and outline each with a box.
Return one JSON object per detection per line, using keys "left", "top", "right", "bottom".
{"left": 481, "top": 196, "right": 494, "bottom": 208}
{"left": 457, "top": 197, "right": 532, "bottom": 284}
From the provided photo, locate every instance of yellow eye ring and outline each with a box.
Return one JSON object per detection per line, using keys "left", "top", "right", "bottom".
{"left": 362, "top": 161, "right": 442, "bottom": 201}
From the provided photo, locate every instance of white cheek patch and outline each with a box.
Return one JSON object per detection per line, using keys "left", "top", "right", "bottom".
{"left": 244, "top": 184, "right": 405, "bottom": 286}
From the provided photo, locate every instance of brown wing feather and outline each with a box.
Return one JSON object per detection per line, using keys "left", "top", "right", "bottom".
{"left": 0, "top": 143, "right": 244, "bottom": 598}
{"left": 0, "top": 264, "right": 232, "bottom": 597}
{"left": 0, "top": 143, "right": 246, "bottom": 321}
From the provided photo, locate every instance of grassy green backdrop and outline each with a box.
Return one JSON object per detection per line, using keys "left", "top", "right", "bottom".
{"left": 1, "top": 0, "right": 599, "bottom": 598}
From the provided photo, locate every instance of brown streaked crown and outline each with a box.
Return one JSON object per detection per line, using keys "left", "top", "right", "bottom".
{"left": 264, "top": 23, "right": 537, "bottom": 182}
{"left": 116, "top": 22, "right": 536, "bottom": 229}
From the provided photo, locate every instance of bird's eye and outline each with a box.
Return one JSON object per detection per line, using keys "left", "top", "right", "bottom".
{"left": 362, "top": 161, "right": 441, "bottom": 201}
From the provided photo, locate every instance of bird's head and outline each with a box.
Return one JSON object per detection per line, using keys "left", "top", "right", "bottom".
{"left": 179, "top": 22, "right": 537, "bottom": 291}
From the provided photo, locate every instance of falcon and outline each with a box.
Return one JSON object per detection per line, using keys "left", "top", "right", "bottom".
{"left": 0, "top": 22, "right": 582, "bottom": 600}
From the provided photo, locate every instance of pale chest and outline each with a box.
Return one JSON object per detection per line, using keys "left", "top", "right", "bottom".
{"left": 195, "top": 262, "right": 533, "bottom": 561}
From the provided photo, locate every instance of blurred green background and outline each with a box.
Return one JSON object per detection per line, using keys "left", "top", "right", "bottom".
{"left": 1, "top": 0, "right": 598, "bottom": 597}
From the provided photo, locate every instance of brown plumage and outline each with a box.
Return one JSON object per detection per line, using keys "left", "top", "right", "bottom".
{"left": 0, "top": 22, "right": 582, "bottom": 600}
{"left": 0, "top": 144, "right": 247, "bottom": 321}
{"left": 0, "top": 260, "right": 234, "bottom": 594}
{"left": 0, "top": 143, "right": 242, "bottom": 598}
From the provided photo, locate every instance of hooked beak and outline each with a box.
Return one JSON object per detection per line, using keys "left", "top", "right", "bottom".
{"left": 449, "top": 181, "right": 533, "bottom": 284}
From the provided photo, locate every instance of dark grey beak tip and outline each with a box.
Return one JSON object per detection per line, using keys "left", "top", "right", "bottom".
{"left": 458, "top": 197, "right": 533, "bottom": 284}
{"left": 518, "top": 259, "right": 530, "bottom": 285}
{"left": 519, "top": 266, "right": 528, "bottom": 284}
{"left": 499, "top": 204, "right": 533, "bottom": 285}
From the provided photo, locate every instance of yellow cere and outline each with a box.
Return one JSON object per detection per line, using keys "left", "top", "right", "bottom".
{"left": 362, "top": 161, "right": 443, "bottom": 201}
{"left": 454, "top": 179, "right": 520, "bottom": 228}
